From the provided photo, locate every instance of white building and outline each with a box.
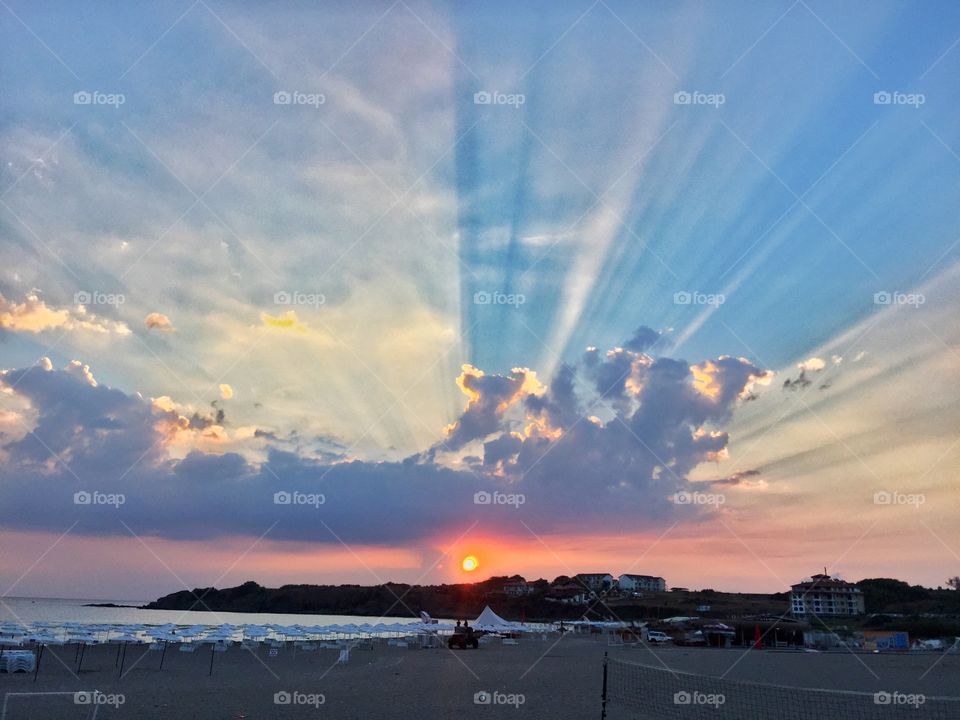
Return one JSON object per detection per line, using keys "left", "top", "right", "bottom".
{"left": 575, "top": 573, "right": 615, "bottom": 592}
{"left": 618, "top": 574, "right": 666, "bottom": 593}
{"left": 503, "top": 580, "right": 533, "bottom": 596}
{"left": 790, "top": 574, "right": 865, "bottom": 618}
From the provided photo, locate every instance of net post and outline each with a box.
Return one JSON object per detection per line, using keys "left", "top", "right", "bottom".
{"left": 601, "top": 651, "right": 608, "bottom": 720}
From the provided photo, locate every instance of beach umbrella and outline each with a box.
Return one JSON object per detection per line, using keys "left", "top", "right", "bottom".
{"left": 113, "top": 634, "right": 141, "bottom": 677}
{"left": 753, "top": 625, "right": 763, "bottom": 649}
{"left": 151, "top": 632, "right": 178, "bottom": 670}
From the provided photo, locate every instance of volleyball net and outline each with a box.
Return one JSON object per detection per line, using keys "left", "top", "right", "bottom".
{"left": 603, "top": 656, "right": 960, "bottom": 719}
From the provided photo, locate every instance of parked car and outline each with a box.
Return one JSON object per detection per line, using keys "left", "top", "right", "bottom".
{"left": 646, "top": 631, "right": 673, "bottom": 645}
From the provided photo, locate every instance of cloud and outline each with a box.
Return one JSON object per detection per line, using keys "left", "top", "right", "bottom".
{"left": 438, "top": 365, "right": 543, "bottom": 452}
{"left": 219, "top": 384, "right": 233, "bottom": 400}
{"left": 0, "top": 330, "right": 768, "bottom": 544}
{"left": 261, "top": 310, "right": 308, "bottom": 333}
{"left": 798, "top": 357, "right": 826, "bottom": 372}
{"left": 783, "top": 356, "right": 828, "bottom": 391}
{"left": 707, "top": 469, "right": 766, "bottom": 488}
{"left": 144, "top": 312, "right": 175, "bottom": 332}
{"left": 0, "top": 292, "right": 130, "bottom": 335}
{"left": 64, "top": 360, "right": 97, "bottom": 387}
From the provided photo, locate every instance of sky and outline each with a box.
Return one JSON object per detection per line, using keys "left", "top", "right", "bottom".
{"left": 0, "top": 0, "right": 958, "bottom": 601}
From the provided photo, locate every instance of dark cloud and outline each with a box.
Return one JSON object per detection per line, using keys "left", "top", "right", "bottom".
{"left": 707, "top": 469, "right": 762, "bottom": 487}
{"left": 437, "top": 365, "right": 535, "bottom": 452}
{"left": 623, "top": 325, "right": 663, "bottom": 353}
{"left": 0, "top": 335, "right": 769, "bottom": 544}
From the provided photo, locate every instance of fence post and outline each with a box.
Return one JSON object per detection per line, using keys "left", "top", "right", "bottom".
{"left": 601, "top": 651, "right": 608, "bottom": 720}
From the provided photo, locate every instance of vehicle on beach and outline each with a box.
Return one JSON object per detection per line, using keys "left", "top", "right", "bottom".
{"left": 448, "top": 626, "right": 480, "bottom": 649}
{"left": 645, "top": 630, "right": 673, "bottom": 645}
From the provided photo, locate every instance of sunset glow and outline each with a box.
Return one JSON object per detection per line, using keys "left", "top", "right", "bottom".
{"left": 0, "top": 0, "right": 957, "bottom": 603}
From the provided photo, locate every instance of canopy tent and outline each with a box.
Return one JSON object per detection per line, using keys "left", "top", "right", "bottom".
{"left": 473, "top": 606, "right": 521, "bottom": 632}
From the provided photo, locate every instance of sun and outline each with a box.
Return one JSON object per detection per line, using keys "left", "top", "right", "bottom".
{"left": 461, "top": 555, "right": 479, "bottom": 572}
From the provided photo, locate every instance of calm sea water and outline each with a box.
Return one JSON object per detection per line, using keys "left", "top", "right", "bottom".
{"left": 0, "top": 597, "right": 430, "bottom": 628}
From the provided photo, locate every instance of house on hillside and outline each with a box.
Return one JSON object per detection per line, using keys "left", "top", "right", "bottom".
{"left": 790, "top": 574, "right": 865, "bottom": 618}
{"left": 503, "top": 579, "right": 534, "bottom": 597}
{"left": 575, "top": 573, "right": 614, "bottom": 592}
{"left": 618, "top": 574, "right": 666, "bottom": 593}
{"left": 546, "top": 583, "right": 589, "bottom": 605}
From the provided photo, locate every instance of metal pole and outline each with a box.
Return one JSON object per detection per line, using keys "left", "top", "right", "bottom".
{"left": 118, "top": 642, "right": 128, "bottom": 678}
{"left": 77, "top": 642, "right": 86, "bottom": 673}
{"left": 600, "top": 651, "right": 608, "bottom": 720}
{"left": 115, "top": 642, "right": 122, "bottom": 667}
{"left": 159, "top": 640, "right": 168, "bottom": 670}
{"left": 208, "top": 644, "right": 216, "bottom": 676}
{"left": 33, "top": 644, "right": 44, "bottom": 682}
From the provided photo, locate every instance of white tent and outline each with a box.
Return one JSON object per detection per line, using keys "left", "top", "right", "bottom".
{"left": 473, "top": 606, "right": 519, "bottom": 632}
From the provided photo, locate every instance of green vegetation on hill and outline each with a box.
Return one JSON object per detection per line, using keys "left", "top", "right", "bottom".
{"left": 143, "top": 577, "right": 960, "bottom": 625}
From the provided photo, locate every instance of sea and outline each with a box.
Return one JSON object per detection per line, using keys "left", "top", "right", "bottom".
{"left": 0, "top": 596, "right": 430, "bottom": 628}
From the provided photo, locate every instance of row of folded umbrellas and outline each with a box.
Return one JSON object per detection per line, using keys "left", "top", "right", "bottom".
{"left": 0, "top": 620, "right": 467, "bottom": 646}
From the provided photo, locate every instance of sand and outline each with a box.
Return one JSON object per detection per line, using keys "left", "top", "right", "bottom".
{"left": 2, "top": 636, "right": 958, "bottom": 718}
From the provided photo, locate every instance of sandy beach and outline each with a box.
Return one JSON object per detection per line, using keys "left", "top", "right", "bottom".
{"left": 3, "top": 636, "right": 958, "bottom": 719}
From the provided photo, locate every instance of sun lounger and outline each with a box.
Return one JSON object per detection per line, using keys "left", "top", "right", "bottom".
{"left": 0, "top": 650, "right": 35, "bottom": 673}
